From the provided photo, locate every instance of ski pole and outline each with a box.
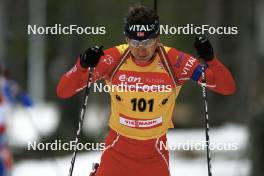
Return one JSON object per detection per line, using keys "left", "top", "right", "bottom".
{"left": 68, "top": 67, "right": 94, "bottom": 176}
{"left": 200, "top": 61, "right": 213, "bottom": 176}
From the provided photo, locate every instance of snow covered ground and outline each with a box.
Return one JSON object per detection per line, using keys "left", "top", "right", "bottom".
{"left": 6, "top": 105, "right": 250, "bottom": 176}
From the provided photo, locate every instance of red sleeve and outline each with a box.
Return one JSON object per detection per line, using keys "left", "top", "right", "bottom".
{"left": 167, "top": 48, "right": 236, "bottom": 95}
{"left": 56, "top": 47, "right": 121, "bottom": 98}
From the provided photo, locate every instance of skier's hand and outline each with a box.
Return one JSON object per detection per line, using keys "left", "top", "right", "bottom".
{"left": 80, "top": 46, "right": 104, "bottom": 68}
{"left": 194, "top": 36, "right": 214, "bottom": 61}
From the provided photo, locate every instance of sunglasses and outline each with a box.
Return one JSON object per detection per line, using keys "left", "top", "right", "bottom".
{"left": 128, "top": 38, "right": 156, "bottom": 48}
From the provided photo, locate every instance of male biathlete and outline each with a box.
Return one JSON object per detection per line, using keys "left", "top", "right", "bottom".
{"left": 57, "top": 4, "right": 236, "bottom": 176}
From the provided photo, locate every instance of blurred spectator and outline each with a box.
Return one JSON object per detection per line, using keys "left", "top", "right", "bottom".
{"left": 0, "top": 67, "right": 33, "bottom": 176}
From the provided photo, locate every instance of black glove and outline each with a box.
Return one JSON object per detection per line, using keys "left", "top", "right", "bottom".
{"left": 80, "top": 46, "right": 104, "bottom": 68}
{"left": 194, "top": 36, "right": 214, "bottom": 61}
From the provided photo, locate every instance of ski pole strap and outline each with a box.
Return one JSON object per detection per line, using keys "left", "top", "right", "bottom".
{"left": 157, "top": 44, "right": 178, "bottom": 86}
